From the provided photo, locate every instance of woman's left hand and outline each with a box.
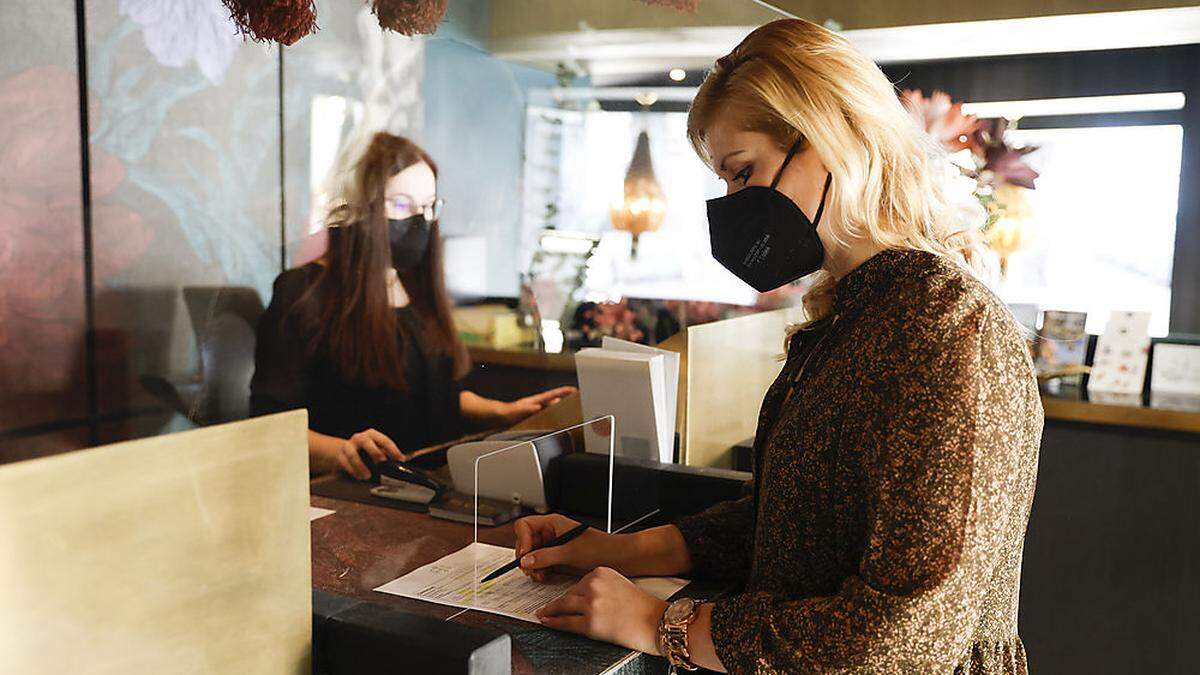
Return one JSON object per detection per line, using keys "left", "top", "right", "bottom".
{"left": 498, "top": 386, "right": 577, "bottom": 425}
{"left": 535, "top": 567, "right": 666, "bottom": 655}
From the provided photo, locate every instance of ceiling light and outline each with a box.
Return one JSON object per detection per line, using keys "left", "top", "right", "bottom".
{"left": 961, "top": 92, "right": 1185, "bottom": 119}
{"left": 668, "top": 68, "right": 686, "bottom": 82}
{"left": 635, "top": 91, "right": 659, "bottom": 106}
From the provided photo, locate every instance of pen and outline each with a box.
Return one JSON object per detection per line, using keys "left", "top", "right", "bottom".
{"left": 481, "top": 522, "right": 591, "bottom": 583}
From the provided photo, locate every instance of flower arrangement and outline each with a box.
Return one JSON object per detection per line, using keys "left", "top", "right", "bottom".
{"left": 572, "top": 301, "right": 648, "bottom": 345}
{"left": 901, "top": 90, "right": 1040, "bottom": 276}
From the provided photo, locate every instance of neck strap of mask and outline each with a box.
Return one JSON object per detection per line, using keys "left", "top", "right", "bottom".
{"left": 770, "top": 137, "right": 834, "bottom": 226}
{"left": 812, "top": 173, "right": 833, "bottom": 225}
{"left": 770, "top": 137, "right": 805, "bottom": 190}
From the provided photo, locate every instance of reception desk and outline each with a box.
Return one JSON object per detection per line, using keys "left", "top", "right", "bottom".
{"left": 469, "top": 343, "right": 1200, "bottom": 673}
{"left": 309, "top": 493, "right": 647, "bottom": 674}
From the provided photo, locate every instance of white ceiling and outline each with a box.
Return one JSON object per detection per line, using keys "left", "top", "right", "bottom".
{"left": 490, "top": 6, "right": 1200, "bottom": 78}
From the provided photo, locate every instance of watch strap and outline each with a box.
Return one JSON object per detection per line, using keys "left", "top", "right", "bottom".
{"left": 659, "top": 599, "right": 704, "bottom": 672}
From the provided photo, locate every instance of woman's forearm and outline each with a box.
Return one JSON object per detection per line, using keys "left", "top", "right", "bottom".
{"left": 459, "top": 390, "right": 506, "bottom": 426}
{"left": 686, "top": 603, "right": 725, "bottom": 672}
{"left": 308, "top": 429, "right": 344, "bottom": 474}
{"left": 612, "top": 525, "right": 694, "bottom": 577}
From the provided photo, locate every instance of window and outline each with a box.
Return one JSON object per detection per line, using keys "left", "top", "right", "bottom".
{"left": 524, "top": 109, "right": 758, "bottom": 305}
{"left": 999, "top": 123, "right": 1183, "bottom": 336}
{"left": 525, "top": 96, "right": 1187, "bottom": 330}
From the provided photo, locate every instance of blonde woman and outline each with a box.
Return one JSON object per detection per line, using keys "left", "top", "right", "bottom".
{"left": 512, "top": 18, "right": 1042, "bottom": 674}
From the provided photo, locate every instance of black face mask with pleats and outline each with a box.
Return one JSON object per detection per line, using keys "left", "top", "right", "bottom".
{"left": 387, "top": 214, "right": 431, "bottom": 271}
{"left": 706, "top": 138, "right": 832, "bottom": 293}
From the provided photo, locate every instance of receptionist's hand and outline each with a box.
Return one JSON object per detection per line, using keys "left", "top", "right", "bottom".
{"left": 335, "top": 428, "right": 407, "bottom": 480}
{"left": 498, "top": 386, "right": 577, "bottom": 425}
{"left": 536, "top": 566, "right": 666, "bottom": 655}
{"left": 515, "top": 513, "right": 616, "bottom": 582}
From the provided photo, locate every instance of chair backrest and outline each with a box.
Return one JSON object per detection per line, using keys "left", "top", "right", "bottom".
{"left": 0, "top": 411, "right": 313, "bottom": 674}
{"left": 182, "top": 286, "right": 266, "bottom": 425}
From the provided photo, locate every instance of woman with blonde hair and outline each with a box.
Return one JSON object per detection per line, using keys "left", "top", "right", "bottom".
{"left": 513, "top": 18, "right": 1041, "bottom": 674}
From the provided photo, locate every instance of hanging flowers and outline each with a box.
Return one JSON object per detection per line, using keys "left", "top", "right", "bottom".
{"left": 220, "top": 0, "right": 317, "bottom": 46}
{"left": 639, "top": 0, "right": 700, "bottom": 10}
{"left": 372, "top": 0, "right": 449, "bottom": 36}
{"left": 219, "top": 0, "right": 454, "bottom": 45}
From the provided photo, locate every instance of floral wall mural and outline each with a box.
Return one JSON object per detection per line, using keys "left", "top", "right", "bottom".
{"left": 1, "top": 0, "right": 282, "bottom": 459}
{"left": 1, "top": 0, "right": 556, "bottom": 462}
{"left": 85, "top": 0, "right": 281, "bottom": 443}
{"left": 0, "top": 1, "right": 91, "bottom": 461}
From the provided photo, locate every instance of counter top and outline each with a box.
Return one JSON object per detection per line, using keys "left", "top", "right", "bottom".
{"left": 467, "top": 344, "right": 576, "bottom": 373}
{"left": 470, "top": 345, "right": 1200, "bottom": 436}
{"left": 1040, "top": 395, "right": 1200, "bottom": 434}
{"left": 309, "top": 493, "right": 650, "bottom": 674}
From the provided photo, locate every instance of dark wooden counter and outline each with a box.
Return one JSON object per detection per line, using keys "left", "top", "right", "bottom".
{"left": 1040, "top": 395, "right": 1200, "bottom": 434}
{"left": 310, "top": 494, "right": 661, "bottom": 674}
{"left": 467, "top": 345, "right": 577, "bottom": 373}
{"left": 464, "top": 346, "right": 580, "bottom": 404}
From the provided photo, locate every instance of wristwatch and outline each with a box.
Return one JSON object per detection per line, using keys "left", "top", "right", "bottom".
{"left": 658, "top": 597, "right": 703, "bottom": 672}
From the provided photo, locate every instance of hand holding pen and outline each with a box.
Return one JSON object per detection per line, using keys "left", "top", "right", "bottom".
{"left": 483, "top": 521, "right": 590, "bottom": 583}
{"left": 511, "top": 514, "right": 620, "bottom": 583}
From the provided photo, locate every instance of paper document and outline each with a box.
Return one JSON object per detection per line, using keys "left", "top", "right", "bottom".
{"left": 576, "top": 348, "right": 670, "bottom": 462}
{"left": 601, "top": 337, "right": 680, "bottom": 458}
{"left": 309, "top": 507, "right": 335, "bottom": 521}
{"left": 374, "top": 542, "right": 688, "bottom": 623}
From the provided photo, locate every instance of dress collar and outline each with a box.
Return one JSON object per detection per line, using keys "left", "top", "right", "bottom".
{"left": 833, "top": 248, "right": 926, "bottom": 314}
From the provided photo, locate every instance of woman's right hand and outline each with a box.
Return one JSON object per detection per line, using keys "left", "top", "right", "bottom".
{"left": 514, "top": 514, "right": 621, "bottom": 582}
{"left": 335, "top": 428, "right": 406, "bottom": 480}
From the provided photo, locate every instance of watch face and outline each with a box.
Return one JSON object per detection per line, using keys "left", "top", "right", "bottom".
{"left": 665, "top": 598, "right": 696, "bottom": 623}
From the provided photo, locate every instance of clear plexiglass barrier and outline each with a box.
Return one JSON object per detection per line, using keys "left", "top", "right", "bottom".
{"left": 462, "top": 415, "right": 664, "bottom": 612}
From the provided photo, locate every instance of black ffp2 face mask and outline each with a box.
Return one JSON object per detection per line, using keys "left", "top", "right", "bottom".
{"left": 387, "top": 214, "right": 432, "bottom": 271}
{"left": 706, "top": 139, "right": 832, "bottom": 293}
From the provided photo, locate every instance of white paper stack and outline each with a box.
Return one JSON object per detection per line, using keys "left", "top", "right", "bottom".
{"left": 1087, "top": 310, "right": 1152, "bottom": 405}
{"left": 575, "top": 338, "right": 680, "bottom": 463}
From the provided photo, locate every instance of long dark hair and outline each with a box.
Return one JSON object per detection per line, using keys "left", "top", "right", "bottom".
{"left": 296, "top": 132, "right": 468, "bottom": 390}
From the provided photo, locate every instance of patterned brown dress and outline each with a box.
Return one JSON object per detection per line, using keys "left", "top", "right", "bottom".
{"left": 675, "top": 249, "right": 1042, "bottom": 674}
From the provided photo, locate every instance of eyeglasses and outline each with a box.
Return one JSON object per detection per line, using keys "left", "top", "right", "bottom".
{"left": 385, "top": 194, "right": 444, "bottom": 221}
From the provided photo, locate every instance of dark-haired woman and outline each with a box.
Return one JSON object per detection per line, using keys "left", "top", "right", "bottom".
{"left": 251, "top": 133, "right": 573, "bottom": 480}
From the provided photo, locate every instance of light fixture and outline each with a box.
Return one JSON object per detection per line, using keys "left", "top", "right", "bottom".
{"left": 634, "top": 91, "right": 659, "bottom": 107}
{"left": 668, "top": 68, "right": 686, "bottom": 82}
{"left": 986, "top": 184, "right": 1035, "bottom": 279}
{"left": 610, "top": 131, "right": 666, "bottom": 258}
{"left": 961, "top": 92, "right": 1185, "bottom": 120}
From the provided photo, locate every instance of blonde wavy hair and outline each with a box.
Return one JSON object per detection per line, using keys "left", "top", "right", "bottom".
{"left": 687, "top": 18, "right": 990, "bottom": 325}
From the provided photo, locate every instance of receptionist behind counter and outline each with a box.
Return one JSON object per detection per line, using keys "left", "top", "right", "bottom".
{"left": 250, "top": 132, "right": 573, "bottom": 480}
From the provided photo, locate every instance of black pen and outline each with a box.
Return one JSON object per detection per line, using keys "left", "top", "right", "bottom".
{"left": 481, "top": 522, "right": 591, "bottom": 583}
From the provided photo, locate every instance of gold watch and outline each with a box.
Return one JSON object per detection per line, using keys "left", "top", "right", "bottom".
{"left": 658, "top": 597, "right": 703, "bottom": 672}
